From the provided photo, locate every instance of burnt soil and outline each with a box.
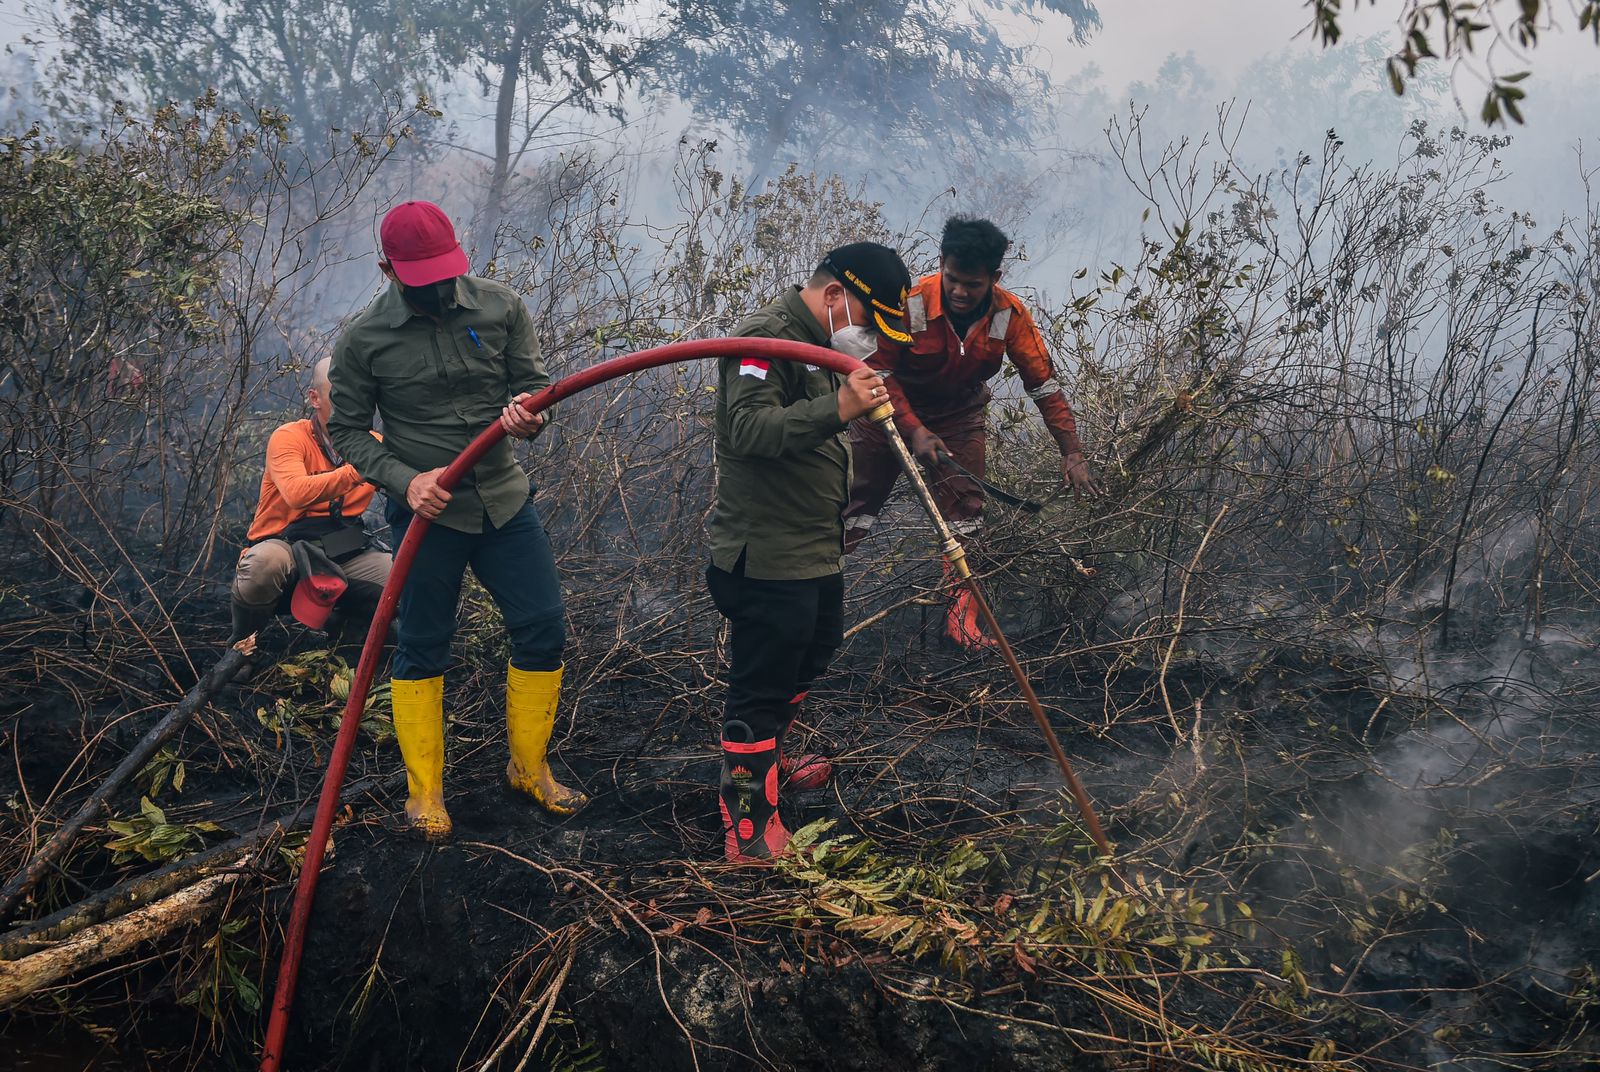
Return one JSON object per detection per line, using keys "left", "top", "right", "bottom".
{"left": 5, "top": 572, "right": 1600, "bottom": 1071}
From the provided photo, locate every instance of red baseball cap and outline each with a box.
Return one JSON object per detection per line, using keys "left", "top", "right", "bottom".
{"left": 290, "top": 541, "right": 349, "bottom": 630}
{"left": 380, "top": 201, "right": 470, "bottom": 287}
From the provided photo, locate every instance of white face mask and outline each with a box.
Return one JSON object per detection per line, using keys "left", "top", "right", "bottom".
{"left": 828, "top": 297, "right": 879, "bottom": 362}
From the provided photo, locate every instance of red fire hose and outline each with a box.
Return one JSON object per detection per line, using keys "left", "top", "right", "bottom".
{"left": 258, "top": 337, "right": 1106, "bottom": 1070}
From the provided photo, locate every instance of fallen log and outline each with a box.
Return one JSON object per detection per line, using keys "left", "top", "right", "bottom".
{"left": 0, "top": 643, "right": 252, "bottom": 925}
{"left": 0, "top": 771, "right": 401, "bottom": 1008}
{"left": 0, "top": 865, "right": 244, "bottom": 1009}
{"left": 0, "top": 773, "right": 395, "bottom": 961}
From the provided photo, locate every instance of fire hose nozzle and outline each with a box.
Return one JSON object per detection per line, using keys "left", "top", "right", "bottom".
{"left": 942, "top": 539, "right": 972, "bottom": 579}
{"left": 866, "top": 400, "right": 895, "bottom": 423}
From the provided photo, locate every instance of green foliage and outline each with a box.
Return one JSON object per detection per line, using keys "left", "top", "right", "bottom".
{"left": 544, "top": 1013, "right": 606, "bottom": 1072}
{"left": 179, "top": 916, "right": 262, "bottom": 1021}
{"left": 0, "top": 107, "right": 240, "bottom": 393}
{"left": 136, "top": 746, "right": 187, "bottom": 798}
{"left": 0, "top": 96, "right": 387, "bottom": 576}
{"left": 776, "top": 818, "right": 1349, "bottom": 1071}
{"left": 51, "top": 0, "right": 1101, "bottom": 189}
{"left": 781, "top": 819, "right": 1240, "bottom": 976}
{"left": 655, "top": 0, "right": 1100, "bottom": 181}
{"left": 0, "top": 95, "right": 414, "bottom": 572}
{"left": 429, "top": 0, "right": 639, "bottom": 121}
{"left": 256, "top": 650, "right": 394, "bottom": 743}
{"left": 104, "top": 797, "right": 222, "bottom": 865}
{"left": 50, "top": 0, "right": 443, "bottom": 136}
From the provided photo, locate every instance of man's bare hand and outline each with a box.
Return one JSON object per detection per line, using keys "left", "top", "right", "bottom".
{"left": 1062, "top": 452, "right": 1102, "bottom": 497}
{"left": 837, "top": 367, "right": 887, "bottom": 423}
{"left": 406, "top": 467, "right": 452, "bottom": 519}
{"left": 908, "top": 427, "right": 950, "bottom": 469}
{"left": 501, "top": 393, "right": 546, "bottom": 439}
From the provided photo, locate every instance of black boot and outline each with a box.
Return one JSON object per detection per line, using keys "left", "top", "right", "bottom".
{"left": 719, "top": 720, "right": 789, "bottom": 862}
{"left": 227, "top": 598, "right": 275, "bottom": 683}
{"left": 330, "top": 582, "right": 384, "bottom": 663}
{"left": 229, "top": 598, "right": 275, "bottom": 645}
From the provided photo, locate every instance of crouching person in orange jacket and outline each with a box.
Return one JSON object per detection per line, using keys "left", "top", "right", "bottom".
{"left": 229, "top": 356, "right": 392, "bottom": 655}
{"left": 844, "top": 217, "right": 1100, "bottom": 650}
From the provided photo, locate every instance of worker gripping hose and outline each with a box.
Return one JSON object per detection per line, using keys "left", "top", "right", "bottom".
{"left": 707, "top": 242, "right": 913, "bottom": 864}
{"left": 259, "top": 337, "right": 1108, "bottom": 1071}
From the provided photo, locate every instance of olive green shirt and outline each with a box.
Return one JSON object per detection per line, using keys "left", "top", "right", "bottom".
{"left": 328, "top": 276, "right": 548, "bottom": 534}
{"left": 709, "top": 287, "right": 850, "bottom": 580}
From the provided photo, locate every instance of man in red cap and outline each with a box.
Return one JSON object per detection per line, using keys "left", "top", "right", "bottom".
{"left": 328, "top": 200, "right": 582, "bottom": 841}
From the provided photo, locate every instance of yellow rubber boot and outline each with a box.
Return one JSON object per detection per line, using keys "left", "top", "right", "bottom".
{"left": 390, "top": 676, "right": 452, "bottom": 841}
{"left": 505, "top": 664, "right": 588, "bottom": 816}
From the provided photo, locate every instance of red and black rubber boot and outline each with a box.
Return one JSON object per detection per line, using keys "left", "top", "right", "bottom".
{"left": 719, "top": 720, "right": 790, "bottom": 862}
{"left": 776, "top": 691, "right": 832, "bottom": 791}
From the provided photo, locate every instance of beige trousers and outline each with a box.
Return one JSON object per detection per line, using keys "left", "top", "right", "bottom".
{"left": 232, "top": 539, "right": 393, "bottom": 611}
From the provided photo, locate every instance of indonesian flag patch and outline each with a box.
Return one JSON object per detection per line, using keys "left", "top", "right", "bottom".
{"left": 739, "top": 357, "right": 770, "bottom": 380}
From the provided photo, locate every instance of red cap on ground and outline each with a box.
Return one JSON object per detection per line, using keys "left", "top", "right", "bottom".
{"left": 289, "top": 541, "right": 349, "bottom": 630}
{"left": 290, "top": 572, "right": 346, "bottom": 630}
{"left": 380, "top": 201, "right": 469, "bottom": 287}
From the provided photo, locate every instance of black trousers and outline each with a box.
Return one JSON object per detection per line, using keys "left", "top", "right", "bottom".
{"left": 706, "top": 556, "right": 844, "bottom": 742}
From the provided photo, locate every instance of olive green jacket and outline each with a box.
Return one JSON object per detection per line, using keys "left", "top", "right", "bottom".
{"left": 709, "top": 287, "right": 850, "bottom": 580}
{"left": 328, "top": 277, "right": 548, "bottom": 534}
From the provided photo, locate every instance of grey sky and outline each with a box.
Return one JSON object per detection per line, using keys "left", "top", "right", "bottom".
{"left": 1038, "top": 0, "right": 1595, "bottom": 110}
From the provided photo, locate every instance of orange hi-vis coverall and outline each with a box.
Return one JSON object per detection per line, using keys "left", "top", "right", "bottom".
{"left": 844, "top": 273, "right": 1083, "bottom": 541}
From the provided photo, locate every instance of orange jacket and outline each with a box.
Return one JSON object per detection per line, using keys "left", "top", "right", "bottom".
{"left": 245, "top": 419, "right": 378, "bottom": 542}
{"left": 869, "top": 273, "right": 1083, "bottom": 455}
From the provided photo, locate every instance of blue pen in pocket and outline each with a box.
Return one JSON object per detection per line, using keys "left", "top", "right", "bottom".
{"left": 467, "top": 327, "right": 483, "bottom": 349}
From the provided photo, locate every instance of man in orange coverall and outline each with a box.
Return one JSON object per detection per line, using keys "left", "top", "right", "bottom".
{"left": 844, "top": 216, "right": 1098, "bottom": 650}
{"left": 228, "top": 357, "right": 392, "bottom": 649}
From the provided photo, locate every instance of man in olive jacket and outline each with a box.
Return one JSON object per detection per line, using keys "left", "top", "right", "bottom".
{"left": 329, "top": 200, "right": 583, "bottom": 842}
{"left": 708, "top": 241, "right": 912, "bottom": 862}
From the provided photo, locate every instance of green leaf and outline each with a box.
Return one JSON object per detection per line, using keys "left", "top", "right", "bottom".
{"left": 787, "top": 818, "right": 835, "bottom": 852}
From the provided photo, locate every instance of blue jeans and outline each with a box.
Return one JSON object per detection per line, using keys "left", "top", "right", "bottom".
{"left": 386, "top": 497, "right": 565, "bottom": 680}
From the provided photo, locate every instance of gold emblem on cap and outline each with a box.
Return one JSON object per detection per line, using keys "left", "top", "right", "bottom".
{"left": 875, "top": 311, "right": 912, "bottom": 344}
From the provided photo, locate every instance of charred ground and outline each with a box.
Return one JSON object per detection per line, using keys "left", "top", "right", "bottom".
{"left": 6, "top": 526, "right": 1600, "bottom": 1071}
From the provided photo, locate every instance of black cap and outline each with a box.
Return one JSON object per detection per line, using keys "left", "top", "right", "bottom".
{"left": 819, "top": 242, "right": 913, "bottom": 344}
